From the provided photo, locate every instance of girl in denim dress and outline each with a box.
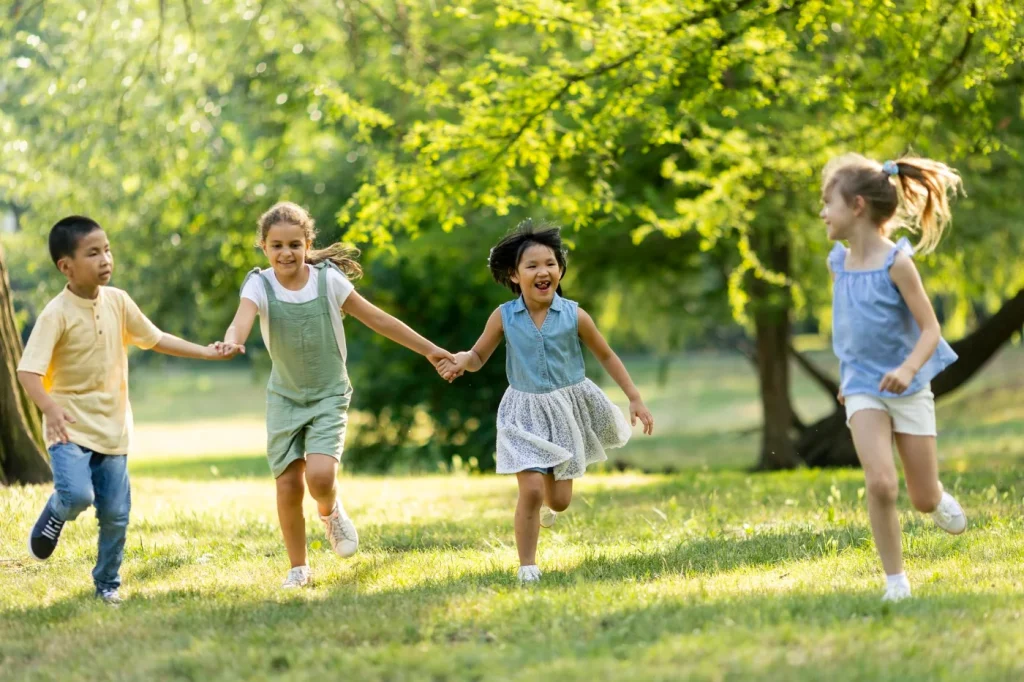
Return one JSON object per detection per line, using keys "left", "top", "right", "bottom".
{"left": 438, "top": 220, "right": 654, "bottom": 582}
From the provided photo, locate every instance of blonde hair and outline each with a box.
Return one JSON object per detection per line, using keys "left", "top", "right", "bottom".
{"left": 257, "top": 201, "right": 362, "bottom": 279}
{"left": 822, "top": 153, "right": 964, "bottom": 254}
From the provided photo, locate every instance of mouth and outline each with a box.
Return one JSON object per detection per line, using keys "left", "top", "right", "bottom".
{"left": 535, "top": 281, "right": 552, "bottom": 292}
{"left": 99, "top": 270, "right": 112, "bottom": 279}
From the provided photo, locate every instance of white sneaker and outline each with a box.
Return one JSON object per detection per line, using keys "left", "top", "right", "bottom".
{"left": 539, "top": 506, "right": 558, "bottom": 528}
{"left": 320, "top": 503, "right": 359, "bottom": 558}
{"left": 282, "top": 565, "right": 312, "bottom": 589}
{"left": 882, "top": 581, "right": 912, "bottom": 603}
{"left": 96, "top": 588, "right": 123, "bottom": 606}
{"left": 931, "top": 492, "right": 967, "bottom": 535}
{"left": 517, "top": 565, "right": 542, "bottom": 583}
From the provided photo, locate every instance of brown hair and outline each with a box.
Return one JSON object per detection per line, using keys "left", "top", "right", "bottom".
{"left": 257, "top": 201, "right": 362, "bottom": 279}
{"left": 822, "top": 153, "right": 964, "bottom": 254}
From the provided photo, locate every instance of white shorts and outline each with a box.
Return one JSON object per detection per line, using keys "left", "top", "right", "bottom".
{"left": 844, "top": 387, "right": 936, "bottom": 437}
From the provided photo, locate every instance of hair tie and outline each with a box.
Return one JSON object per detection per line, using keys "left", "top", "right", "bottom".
{"left": 881, "top": 160, "right": 899, "bottom": 177}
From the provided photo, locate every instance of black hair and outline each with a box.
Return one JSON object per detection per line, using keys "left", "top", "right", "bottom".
{"left": 48, "top": 215, "right": 102, "bottom": 266}
{"left": 487, "top": 219, "right": 567, "bottom": 295}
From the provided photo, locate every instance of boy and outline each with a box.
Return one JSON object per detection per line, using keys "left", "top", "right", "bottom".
{"left": 17, "top": 215, "right": 231, "bottom": 604}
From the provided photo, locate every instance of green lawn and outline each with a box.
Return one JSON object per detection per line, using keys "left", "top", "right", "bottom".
{"left": 2, "top": 348, "right": 1023, "bottom": 680}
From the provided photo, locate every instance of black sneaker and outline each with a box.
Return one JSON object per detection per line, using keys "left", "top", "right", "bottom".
{"left": 28, "top": 505, "right": 65, "bottom": 560}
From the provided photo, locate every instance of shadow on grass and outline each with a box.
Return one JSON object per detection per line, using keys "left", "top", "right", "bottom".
{"left": 6, "top": 559, "right": 1022, "bottom": 682}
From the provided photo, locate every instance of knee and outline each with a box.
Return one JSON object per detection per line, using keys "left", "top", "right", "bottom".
{"left": 276, "top": 473, "right": 306, "bottom": 504}
{"left": 61, "top": 487, "right": 95, "bottom": 518}
{"left": 517, "top": 481, "right": 545, "bottom": 510}
{"left": 97, "top": 502, "right": 130, "bottom": 529}
{"left": 865, "top": 474, "right": 899, "bottom": 505}
{"left": 548, "top": 493, "right": 571, "bottom": 513}
{"left": 305, "top": 471, "right": 336, "bottom": 498}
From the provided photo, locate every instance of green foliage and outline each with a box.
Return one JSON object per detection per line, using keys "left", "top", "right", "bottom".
{"left": 344, "top": 226, "right": 511, "bottom": 472}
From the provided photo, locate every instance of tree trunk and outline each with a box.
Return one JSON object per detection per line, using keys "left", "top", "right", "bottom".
{"left": 795, "top": 287, "right": 1024, "bottom": 468}
{"left": 749, "top": 224, "right": 800, "bottom": 471}
{"left": 753, "top": 306, "right": 801, "bottom": 469}
{"left": 0, "top": 238, "right": 51, "bottom": 485}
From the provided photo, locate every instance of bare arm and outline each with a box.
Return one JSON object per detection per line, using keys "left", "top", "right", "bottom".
{"left": 153, "top": 333, "right": 223, "bottom": 360}
{"left": 438, "top": 308, "right": 504, "bottom": 381}
{"left": 17, "top": 371, "right": 75, "bottom": 444}
{"left": 223, "top": 296, "right": 260, "bottom": 350}
{"left": 577, "top": 307, "right": 654, "bottom": 434}
{"left": 881, "top": 254, "right": 942, "bottom": 393}
{"left": 342, "top": 291, "right": 453, "bottom": 366}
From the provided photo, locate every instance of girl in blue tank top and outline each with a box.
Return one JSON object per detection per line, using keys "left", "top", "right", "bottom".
{"left": 437, "top": 220, "right": 654, "bottom": 583}
{"left": 821, "top": 154, "right": 967, "bottom": 603}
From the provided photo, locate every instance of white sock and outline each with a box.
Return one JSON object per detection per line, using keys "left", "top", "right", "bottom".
{"left": 886, "top": 572, "right": 910, "bottom": 590}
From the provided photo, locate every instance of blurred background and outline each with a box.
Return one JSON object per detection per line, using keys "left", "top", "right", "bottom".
{"left": 2, "top": 1, "right": 1022, "bottom": 483}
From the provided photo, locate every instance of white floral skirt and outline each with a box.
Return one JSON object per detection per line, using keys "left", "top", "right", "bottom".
{"left": 496, "top": 378, "right": 632, "bottom": 480}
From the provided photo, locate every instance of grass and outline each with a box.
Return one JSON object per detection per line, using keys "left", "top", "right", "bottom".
{"left": 2, "top": 347, "right": 1024, "bottom": 680}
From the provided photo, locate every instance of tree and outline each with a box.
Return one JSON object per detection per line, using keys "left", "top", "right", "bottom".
{"left": 335, "top": 0, "right": 1024, "bottom": 469}
{"left": 0, "top": 238, "right": 50, "bottom": 485}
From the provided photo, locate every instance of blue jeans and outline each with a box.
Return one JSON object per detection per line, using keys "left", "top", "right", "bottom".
{"left": 47, "top": 442, "right": 131, "bottom": 593}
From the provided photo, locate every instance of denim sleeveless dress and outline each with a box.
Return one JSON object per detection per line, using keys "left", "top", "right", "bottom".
{"left": 830, "top": 237, "right": 957, "bottom": 398}
{"left": 496, "top": 294, "right": 631, "bottom": 480}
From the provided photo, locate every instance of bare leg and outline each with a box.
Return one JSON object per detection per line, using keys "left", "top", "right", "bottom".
{"left": 304, "top": 454, "right": 339, "bottom": 517}
{"left": 894, "top": 434, "right": 942, "bottom": 513}
{"left": 542, "top": 476, "right": 573, "bottom": 512}
{"left": 276, "top": 459, "right": 308, "bottom": 569}
{"left": 515, "top": 472, "right": 545, "bottom": 566}
{"left": 850, "top": 410, "right": 903, "bottom": 576}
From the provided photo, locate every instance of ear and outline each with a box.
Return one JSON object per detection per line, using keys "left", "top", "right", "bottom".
{"left": 56, "top": 257, "right": 72, "bottom": 278}
{"left": 510, "top": 270, "right": 520, "bottom": 285}
{"left": 852, "top": 195, "right": 867, "bottom": 217}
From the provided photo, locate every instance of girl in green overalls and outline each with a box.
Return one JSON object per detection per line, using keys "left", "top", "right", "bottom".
{"left": 221, "top": 202, "right": 454, "bottom": 589}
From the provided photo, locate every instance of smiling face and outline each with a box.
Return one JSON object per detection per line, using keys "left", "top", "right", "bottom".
{"left": 262, "top": 222, "right": 311, "bottom": 279}
{"left": 59, "top": 228, "right": 114, "bottom": 289}
{"left": 819, "top": 183, "right": 861, "bottom": 242}
{"left": 511, "top": 242, "right": 563, "bottom": 305}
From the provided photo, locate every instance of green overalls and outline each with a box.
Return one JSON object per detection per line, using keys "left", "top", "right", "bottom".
{"left": 243, "top": 262, "right": 353, "bottom": 478}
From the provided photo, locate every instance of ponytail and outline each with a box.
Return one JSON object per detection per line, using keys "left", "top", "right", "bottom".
{"left": 306, "top": 243, "right": 363, "bottom": 280}
{"left": 889, "top": 157, "right": 964, "bottom": 254}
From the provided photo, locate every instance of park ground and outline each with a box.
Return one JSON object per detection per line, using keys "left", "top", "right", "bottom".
{"left": 2, "top": 348, "right": 1023, "bottom": 681}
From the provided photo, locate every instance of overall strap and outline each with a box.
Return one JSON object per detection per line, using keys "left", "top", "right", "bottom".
{"left": 240, "top": 267, "right": 278, "bottom": 303}
{"left": 315, "top": 261, "right": 345, "bottom": 299}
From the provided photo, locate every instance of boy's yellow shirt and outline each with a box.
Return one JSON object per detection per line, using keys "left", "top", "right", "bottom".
{"left": 18, "top": 285, "right": 163, "bottom": 455}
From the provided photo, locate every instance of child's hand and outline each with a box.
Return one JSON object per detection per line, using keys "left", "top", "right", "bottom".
{"left": 214, "top": 341, "right": 246, "bottom": 359}
{"left": 427, "top": 346, "right": 456, "bottom": 371}
{"left": 435, "top": 357, "right": 460, "bottom": 382}
{"left": 879, "top": 364, "right": 915, "bottom": 394}
{"left": 440, "top": 351, "right": 474, "bottom": 383}
{"left": 43, "top": 404, "right": 76, "bottom": 444}
{"left": 629, "top": 398, "right": 654, "bottom": 436}
{"left": 837, "top": 389, "right": 845, "bottom": 405}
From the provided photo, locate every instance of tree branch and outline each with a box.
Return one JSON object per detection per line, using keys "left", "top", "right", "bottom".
{"left": 934, "top": 287, "right": 1024, "bottom": 398}
{"left": 929, "top": 1, "right": 977, "bottom": 94}
{"left": 788, "top": 344, "right": 841, "bottom": 403}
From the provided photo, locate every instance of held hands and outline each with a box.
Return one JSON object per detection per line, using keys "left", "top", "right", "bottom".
{"left": 436, "top": 351, "right": 473, "bottom": 383}
{"left": 210, "top": 341, "right": 246, "bottom": 360}
{"left": 879, "top": 364, "right": 916, "bottom": 395}
{"left": 629, "top": 398, "right": 655, "bottom": 436}
{"left": 44, "top": 403, "right": 76, "bottom": 444}
{"left": 427, "top": 346, "right": 457, "bottom": 375}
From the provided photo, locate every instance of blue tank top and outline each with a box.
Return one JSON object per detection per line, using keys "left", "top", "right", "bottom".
{"left": 500, "top": 294, "right": 586, "bottom": 394}
{"left": 830, "top": 237, "right": 957, "bottom": 398}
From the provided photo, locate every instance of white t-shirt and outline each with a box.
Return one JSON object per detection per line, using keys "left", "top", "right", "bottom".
{"left": 241, "top": 264, "right": 355, "bottom": 360}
